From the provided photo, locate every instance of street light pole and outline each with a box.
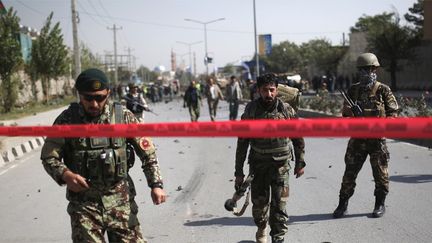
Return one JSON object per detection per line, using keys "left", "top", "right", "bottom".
{"left": 253, "top": 0, "right": 259, "bottom": 79}
{"left": 176, "top": 41, "right": 203, "bottom": 78}
{"left": 184, "top": 18, "right": 225, "bottom": 76}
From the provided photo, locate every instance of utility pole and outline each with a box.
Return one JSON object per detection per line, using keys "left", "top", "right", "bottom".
{"left": 193, "top": 52, "right": 197, "bottom": 78}
{"left": 71, "top": 0, "right": 80, "bottom": 79}
{"left": 107, "top": 24, "right": 122, "bottom": 86}
{"left": 184, "top": 18, "right": 225, "bottom": 76}
{"left": 253, "top": 0, "right": 259, "bottom": 78}
{"left": 125, "top": 47, "right": 134, "bottom": 72}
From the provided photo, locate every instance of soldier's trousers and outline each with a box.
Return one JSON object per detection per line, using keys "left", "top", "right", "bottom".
{"left": 67, "top": 199, "right": 146, "bottom": 243}
{"left": 188, "top": 104, "right": 200, "bottom": 121}
{"left": 339, "top": 138, "right": 390, "bottom": 199}
{"left": 229, "top": 100, "right": 240, "bottom": 120}
{"left": 250, "top": 162, "right": 290, "bottom": 241}
{"left": 207, "top": 98, "right": 219, "bottom": 121}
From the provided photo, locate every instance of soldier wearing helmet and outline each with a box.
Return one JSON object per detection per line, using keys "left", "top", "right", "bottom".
{"left": 333, "top": 53, "right": 399, "bottom": 219}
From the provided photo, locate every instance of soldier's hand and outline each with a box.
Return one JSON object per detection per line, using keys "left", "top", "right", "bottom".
{"left": 235, "top": 176, "right": 244, "bottom": 191}
{"left": 62, "top": 170, "right": 89, "bottom": 192}
{"left": 294, "top": 167, "right": 305, "bottom": 178}
{"left": 151, "top": 187, "right": 167, "bottom": 205}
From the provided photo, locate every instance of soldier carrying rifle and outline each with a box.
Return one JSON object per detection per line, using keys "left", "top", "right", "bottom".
{"left": 333, "top": 53, "right": 399, "bottom": 219}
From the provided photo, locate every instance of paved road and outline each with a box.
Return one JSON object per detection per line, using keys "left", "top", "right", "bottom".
{"left": 1, "top": 99, "right": 431, "bottom": 242}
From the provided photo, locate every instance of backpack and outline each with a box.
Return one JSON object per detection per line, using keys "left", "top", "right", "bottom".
{"left": 277, "top": 84, "right": 300, "bottom": 112}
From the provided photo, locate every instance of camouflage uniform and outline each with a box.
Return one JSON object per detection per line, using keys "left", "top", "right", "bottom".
{"left": 235, "top": 97, "right": 305, "bottom": 242}
{"left": 41, "top": 100, "right": 163, "bottom": 243}
{"left": 339, "top": 81, "right": 398, "bottom": 201}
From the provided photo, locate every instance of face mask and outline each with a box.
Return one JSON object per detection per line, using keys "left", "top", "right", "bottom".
{"left": 358, "top": 69, "right": 377, "bottom": 88}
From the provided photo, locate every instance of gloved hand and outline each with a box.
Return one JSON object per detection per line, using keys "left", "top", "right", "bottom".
{"left": 235, "top": 175, "right": 244, "bottom": 191}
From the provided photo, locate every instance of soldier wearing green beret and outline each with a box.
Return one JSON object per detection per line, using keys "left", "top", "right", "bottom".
{"left": 41, "top": 68, "right": 166, "bottom": 242}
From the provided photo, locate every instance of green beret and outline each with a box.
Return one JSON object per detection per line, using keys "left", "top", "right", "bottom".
{"left": 75, "top": 68, "right": 109, "bottom": 92}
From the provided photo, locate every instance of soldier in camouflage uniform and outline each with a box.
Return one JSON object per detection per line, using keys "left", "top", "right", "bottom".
{"left": 40, "top": 68, "right": 166, "bottom": 243}
{"left": 234, "top": 73, "right": 306, "bottom": 243}
{"left": 333, "top": 53, "right": 399, "bottom": 219}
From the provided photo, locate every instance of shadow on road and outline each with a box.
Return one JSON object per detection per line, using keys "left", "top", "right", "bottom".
{"left": 289, "top": 212, "right": 370, "bottom": 224}
{"left": 184, "top": 216, "right": 255, "bottom": 227}
{"left": 389, "top": 174, "right": 432, "bottom": 183}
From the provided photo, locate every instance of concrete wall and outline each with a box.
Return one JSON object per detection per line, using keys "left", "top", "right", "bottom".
{"left": 1, "top": 71, "right": 75, "bottom": 107}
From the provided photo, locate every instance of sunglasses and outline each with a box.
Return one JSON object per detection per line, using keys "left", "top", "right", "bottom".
{"left": 81, "top": 94, "right": 108, "bottom": 102}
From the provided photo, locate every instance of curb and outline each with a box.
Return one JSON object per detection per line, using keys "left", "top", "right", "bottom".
{"left": 0, "top": 137, "right": 45, "bottom": 168}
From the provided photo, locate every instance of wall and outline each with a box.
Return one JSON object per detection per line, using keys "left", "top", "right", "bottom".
{"left": 1, "top": 71, "right": 75, "bottom": 107}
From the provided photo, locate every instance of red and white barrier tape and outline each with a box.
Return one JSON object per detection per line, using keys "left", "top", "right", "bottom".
{"left": 0, "top": 118, "right": 431, "bottom": 138}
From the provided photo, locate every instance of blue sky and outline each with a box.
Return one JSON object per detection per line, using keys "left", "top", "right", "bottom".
{"left": 3, "top": 0, "right": 418, "bottom": 74}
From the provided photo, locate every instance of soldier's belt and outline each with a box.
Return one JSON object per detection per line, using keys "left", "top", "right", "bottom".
{"left": 251, "top": 145, "right": 289, "bottom": 154}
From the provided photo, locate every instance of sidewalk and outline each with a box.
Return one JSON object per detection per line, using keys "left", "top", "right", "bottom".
{"left": 0, "top": 106, "right": 67, "bottom": 167}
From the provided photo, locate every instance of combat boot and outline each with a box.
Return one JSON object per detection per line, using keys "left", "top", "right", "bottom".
{"left": 372, "top": 196, "right": 386, "bottom": 218}
{"left": 255, "top": 225, "right": 267, "bottom": 243}
{"left": 271, "top": 237, "right": 284, "bottom": 243}
{"left": 333, "top": 197, "right": 349, "bottom": 218}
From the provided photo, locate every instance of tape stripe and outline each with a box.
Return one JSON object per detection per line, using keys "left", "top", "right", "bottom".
{"left": 0, "top": 118, "right": 431, "bottom": 138}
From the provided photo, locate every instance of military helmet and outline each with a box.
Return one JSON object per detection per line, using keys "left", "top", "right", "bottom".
{"left": 356, "top": 53, "right": 380, "bottom": 67}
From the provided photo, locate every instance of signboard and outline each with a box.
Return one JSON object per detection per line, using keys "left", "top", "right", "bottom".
{"left": 259, "top": 34, "right": 272, "bottom": 55}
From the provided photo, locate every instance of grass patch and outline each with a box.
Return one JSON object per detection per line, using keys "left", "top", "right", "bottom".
{"left": 0, "top": 95, "right": 77, "bottom": 121}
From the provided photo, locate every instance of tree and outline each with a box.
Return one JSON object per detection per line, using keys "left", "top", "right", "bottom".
{"left": 404, "top": 0, "right": 424, "bottom": 36}
{"left": 351, "top": 13, "right": 420, "bottom": 91}
{"left": 0, "top": 7, "right": 22, "bottom": 112}
{"left": 264, "top": 41, "right": 302, "bottom": 74}
{"left": 137, "top": 65, "right": 158, "bottom": 82}
{"left": 29, "top": 12, "right": 69, "bottom": 103}
{"left": 367, "top": 17, "right": 420, "bottom": 91}
{"left": 80, "top": 43, "right": 103, "bottom": 71}
{"left": 350, "top": 13, "right": 394, "bottom": 33}
{"left": 300, "top": 39, "right": 346, "bottom": 78}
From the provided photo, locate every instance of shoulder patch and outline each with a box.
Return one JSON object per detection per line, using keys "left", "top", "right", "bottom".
{"left": 139, "top": 137, "right": 154, "bottom": 151}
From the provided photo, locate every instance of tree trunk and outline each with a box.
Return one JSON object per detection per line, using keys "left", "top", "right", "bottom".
{"left": 42, "top": 76, "right": 50, "bottom": 104}
{"left": 390, "top": 60, "right": 398, "bottom": 91}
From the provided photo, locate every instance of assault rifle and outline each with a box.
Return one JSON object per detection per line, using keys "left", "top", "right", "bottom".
{"left": 122, "top": 96, "right": 159, "bottom": 116}
{"left": 338, "top": 88, "right": 362, "bottom": 117}
{"left": 224, "top": 174, "right": 254, "bottom": 216}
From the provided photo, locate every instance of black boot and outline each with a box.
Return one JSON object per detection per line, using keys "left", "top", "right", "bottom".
{"left": 372, "top": 196, "right": 386, "bottom": 218}
{"left": 333, "top": 198, "right": 349, "bottom": 218}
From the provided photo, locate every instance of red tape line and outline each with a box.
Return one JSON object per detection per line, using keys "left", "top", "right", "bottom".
{"left": 0, "top": 118, "right": 431, "bottom": 138}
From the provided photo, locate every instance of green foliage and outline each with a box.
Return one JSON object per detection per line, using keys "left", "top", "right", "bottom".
{"left": 0, "top": 73, "right": 19, "bottom": 113}
{"left": 261, "top": 39, "right": 346, "bottom": 80}
{"left": 263, "top": 41, "right": 302, "bottom": 73}
{"left": 29, "top": 12, "right": 69, "bottom": 103}
{"left": 300, "top": 91, "right": 342, "bottom": 115}
{"left": 300, "top": 39, "right": 346, "bottom": 76}
{"left": 350, "top": 12, "right": 421, "bottom": 91}
{"left": 365, "top": 16, "right": 420, "bottom": 91}
{"left": 350, "top": 13, "right": 394, "bottom": 33}
{"left": 404, "top": 0, "right": 424, "bottom": 36}
{"left": 137, "top": 65, "right": 158, "bottom": 82}
{"left": 398, "top": 92, "right": 432, "bottom": 117}
{"left": 79, "top": 42, "right": 103, "bottom": 71}
{"left": 0, "top": 7, "right": 22, "bottom": 112}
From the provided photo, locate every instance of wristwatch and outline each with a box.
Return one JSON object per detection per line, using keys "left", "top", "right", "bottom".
{"left": 151, "top": 182, "right": 164, "bottom": 189}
